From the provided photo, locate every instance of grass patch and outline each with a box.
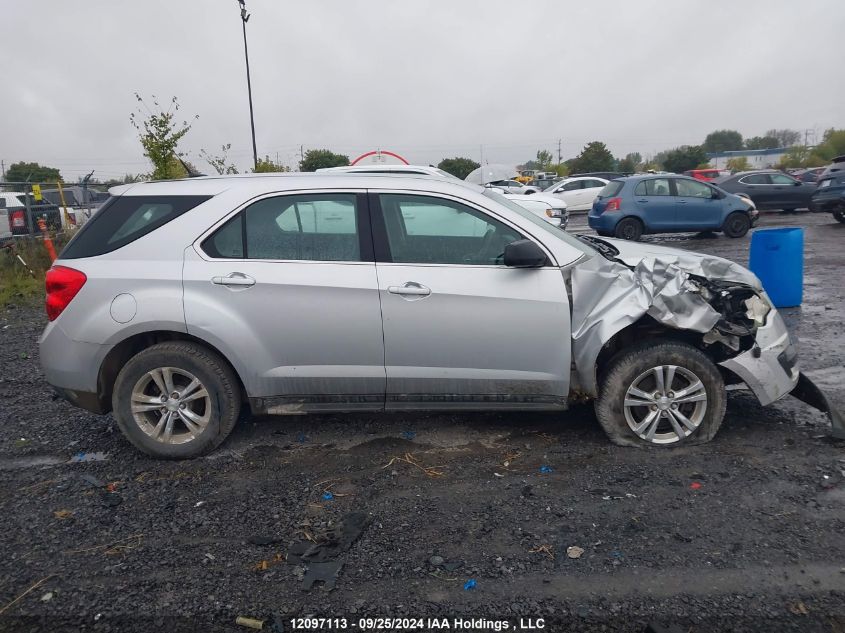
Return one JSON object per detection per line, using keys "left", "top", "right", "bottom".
{"left": 0, "top": 232, "right": 74, "bottom": 308}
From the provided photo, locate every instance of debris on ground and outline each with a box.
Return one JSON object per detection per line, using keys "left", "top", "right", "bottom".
{"left": 100, "top": 491, "right": 123, "bottom": 507}
{"left": 539, "top": 465, "right": 553, "bottom": 474}
{"left": 39, "top": 592, "right": 53, "bottom": 603}
{"left": 689, "top": 481, "right": 703, "bottom": 490}
{"left": 463, "top": 579, "right": 477, "bottom": 590}
{"left": 235, "top": 615, "right": 266, "bottom": 630}
{"left": 529, "top": 544, "right": 555, "bottom": 559}
{"left": 429, "top": 555, "right": 444, "bottom": 566}
{"left": 80, "top": 474, "right": 106, "bottom": 488}
{"left": 52, "top": 509, "right": 72, "bottom": 519}
{"left": 69, "top": 451, "right": 108, "bottom": 463}
{"left": 401, "top": 431, "right": 416, "bottom": 440}
{"left": 287, "top": 512, "right": 370, "bottom": 591}
{"left": 788, "top": 601, "right": 810, "bottom": 615}
{"left": 383, "top": 453, "right": 444, "bottom": 477}
{"left": 567, "top": 546, "right": 585, "bottom": 559}
{"left": 0, "top": 574, "right": 55, "bottom": 615}
{"left": 66, "top": 534, "right": 144, "bottom": 556}
{"left": 321, "top": 492, "right": 334, "bottom": 501}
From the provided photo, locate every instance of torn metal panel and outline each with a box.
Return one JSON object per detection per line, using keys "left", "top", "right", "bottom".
{"left": 571, "top": 252, "right": 728, "bottom": 395}
{"left": 718, "top": 311, "right": 799, "bottom": 406}
{"left": 790, "top": 373, "right": 845, "bottom": 439}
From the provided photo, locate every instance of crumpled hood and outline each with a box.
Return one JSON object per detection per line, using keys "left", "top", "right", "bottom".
{"left": 597, "top": 237, "right": 763, "bottom": 290}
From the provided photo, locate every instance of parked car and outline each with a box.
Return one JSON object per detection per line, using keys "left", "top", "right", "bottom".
{"left": 39, "top": 173, "right": 841, "bottom": 458}
{"left": 713, "top": 170, "right": 816, "bottom": 212}
{"left": 588, "top": 175, "right": 758, "bottom": 240}
{"left": 485, "top": 180, "right": 539, "bottom": 195}
{"left": 0, "top": 192, "right": 63, "bottom": 235}
{"left": 684, "top": 169, "right": 722, "bottom": 182}
{"left": 816, "top": 155, "right": 845, "bottom": 182}
{"left": 530, "top": 177, "right": 562, "bottom": 190}
{"left": 504, "top": 192, "right": 568, "bottom": 229}
{"left": 792, "top": 167, "right": 826, "bottom": 183}
{"left": 544, "top": 177, "right": 609, "bottom": 212}
{"left": 810, "top": 170, "right": 845, "bottom": 223}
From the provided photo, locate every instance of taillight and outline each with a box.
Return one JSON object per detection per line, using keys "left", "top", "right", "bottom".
{"left": 45, "top": 266, "right": 87, "bottom": 321}
{"left": 605, "top": 197, "right": 622, "bottom": 212}
{"left": 11, "top": 210, "right": 25, "bottom": 227}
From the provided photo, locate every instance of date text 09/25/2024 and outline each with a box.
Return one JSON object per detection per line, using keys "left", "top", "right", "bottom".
{"left": 288, "top": 617, "right": 547, "bottom": 631}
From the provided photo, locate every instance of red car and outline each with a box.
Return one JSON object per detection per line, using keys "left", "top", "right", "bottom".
{"left": 684, "top": 169, "right": 722, "bottom": 182}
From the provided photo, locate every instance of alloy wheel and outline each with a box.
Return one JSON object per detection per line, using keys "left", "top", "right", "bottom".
{"left": 622, "top": 365, "right": 708, "bottom": 444}
{"left": 130, "top": 367, "right": 211, "bottom": 444}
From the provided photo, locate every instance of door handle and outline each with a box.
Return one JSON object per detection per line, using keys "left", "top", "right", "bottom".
{"left": 212, "top": 272, "right": 256, "bottom": 287}
{"left": 636, "top": 199, "right": 648, "bottom": 203}
{"left": 388, "top": 282, "right": 431, "bottom": 296}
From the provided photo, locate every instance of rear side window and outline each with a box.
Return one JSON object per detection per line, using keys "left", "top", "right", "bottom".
{"left": 598, "top": 181, "right": 624, "bottom": 197}
{"left": 60, "top": 195, "right": 211, "bottom": 259}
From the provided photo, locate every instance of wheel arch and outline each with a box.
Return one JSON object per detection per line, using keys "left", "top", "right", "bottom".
{"left": 97, "top": 330, "right": 248, "bottom": 414}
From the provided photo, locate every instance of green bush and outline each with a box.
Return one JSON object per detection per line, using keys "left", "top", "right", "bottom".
{"left": 0, "top": 231, "right": 74, "bottom": 307}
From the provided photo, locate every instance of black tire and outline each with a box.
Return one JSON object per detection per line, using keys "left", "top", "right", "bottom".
{"left": 833, "top": 207, "right": 845, "bottom": 224}
{"left": 722, "top": 212, "right": 750, "bottom": 238}
{"left": 112, "top": 342, "right": 241, "bottom": 459}
{"left": 594, "top": 341, "right": 726, "bottom": 448}
{"left": 613, "top": 217, "right": 643, "bottom": 241}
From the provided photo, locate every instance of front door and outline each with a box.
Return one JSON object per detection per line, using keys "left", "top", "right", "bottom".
{"left": 673, "top": 178, "right": 722, "bottom": 230}
{"left": 370, "top": 191, "right": 571, "bottom": 409}
{"left": 183, "top": 191, "right": 386, "bottom": 409}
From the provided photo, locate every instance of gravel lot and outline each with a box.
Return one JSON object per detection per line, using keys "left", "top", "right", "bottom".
{"left": 1, "top": 212, "right": 843, "bottom": 633}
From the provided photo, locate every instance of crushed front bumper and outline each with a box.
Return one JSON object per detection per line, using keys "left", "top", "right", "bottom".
{"left": 719, "top": 310, "right": 845, "bottom": 439}
{"left": 719, "top": 310, "right": 799, "bottom": 406}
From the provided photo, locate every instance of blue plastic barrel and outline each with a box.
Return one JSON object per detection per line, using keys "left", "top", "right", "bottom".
{"left": 748, "top": 227, "right": 804, "bottom": 308}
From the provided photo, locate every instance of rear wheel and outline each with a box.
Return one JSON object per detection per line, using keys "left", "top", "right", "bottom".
{"left": 722, "top": 212, "right": 750, "bottom": 238}
{"left": 833, "top": 207, "right": 845, "bottom": 223}
{"left": 112, "top": 342, "right": 241, "bottom": 459}
{"left": 613, "top": 217, "right": 643, "bottom": 241}
{"left": 595, "top": 341, "right": 726, "bottom": 448}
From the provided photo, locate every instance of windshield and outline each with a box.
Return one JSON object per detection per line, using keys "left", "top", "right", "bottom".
{"left": 542, "top": 181, "right": 563, "bottom": 193}
{"left": 481, "top": 189, "right": 596, "bottom": 257}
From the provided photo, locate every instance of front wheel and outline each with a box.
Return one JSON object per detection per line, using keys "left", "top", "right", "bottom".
{"left": 722, "top": 212, "right": 750, "bottom": 238}
{"left": 595, "top": 341, "right": 726, "bottom": 448}
{"left": 614, "top": 217, "right": 643, "bottom": 241}
{"left": 833, "top": 207, "right": 845, "bottom": 223}
{"left": 112, "top": 342, "right": 241, "bottom": 458}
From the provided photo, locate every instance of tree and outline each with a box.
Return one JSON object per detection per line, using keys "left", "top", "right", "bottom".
{"left": 617, "top": 152, "right": 642, "bottom": 173}
{"left": 535, "top": 150, "right": 554, "bottom": 170}
{"left": 253, "top": 155, "right": 290, "bottom": 173}
{"left": 438, "top": 157, "right": 480, "bottom": 180}
{"left": 662, "top": 145, "right": 709, "bottom": 173}
{"left": 726, "top": 157, "right": 751, "bottom": 172}
{"left": 568, "top": 142, "right": 615, "bottom": 174}
{"left": 550, "top": 163, "right": 569, "bottom": 177}
{"left": 4, "top": 162, "right": 62, "bottom": 184}
{"left": 702, "top": 130, "right": 743, "bottom": 153}
{"left": 299, "top": 149, "right": 349, "bottom": 172}
{"left": 765, "top": 129, "right": 801, "bottom": 148}
{"left": 130, "top": 93, "right": 198, "bottom": 180}
{"left": 201, "top": 144, "right": 239, "bottom": 175}
{"left": 744, "top": 136, "right": 779, "bottom": 150}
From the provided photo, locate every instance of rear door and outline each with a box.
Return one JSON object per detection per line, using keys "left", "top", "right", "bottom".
{"left": 184, "top": 191, "right": 386, "bottom": 409}
{"left": 737, "top": 173, "right": 772, "bottom": 207}
{"left": 673, "top": 178, "right": 722, "bottom": 229}
{"left": 633, "top": 178, "right": 676, "bottom": 229}
{"left": 370, "top": 191, "right": 571, "bottom": 409}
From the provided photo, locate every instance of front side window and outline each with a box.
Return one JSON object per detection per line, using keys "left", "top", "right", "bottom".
{"left": 634, "top": 178, "right": 671, "bottom": 196}
{"left": 379, "top": 194, "right": 523, "bottom": 265}
{"left": 770, "top": 173, "right": 796, "bottom": 185}
{"left": 675, "top": 178, "right": 713, "bottom": 198}
{"left": 562, "top": 181, "right": 582, "bottom": 191}
{"left": 202, "top": 193, "right": 360, "bottom": 261}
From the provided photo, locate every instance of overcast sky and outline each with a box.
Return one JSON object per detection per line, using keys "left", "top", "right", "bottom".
{"left": 2, "top": 0, "right": 842, "bottom": 180}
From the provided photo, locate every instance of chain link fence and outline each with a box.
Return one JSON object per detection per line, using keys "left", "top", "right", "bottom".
{"left": 0, "top": 180, "right": 109, "bottom": 240}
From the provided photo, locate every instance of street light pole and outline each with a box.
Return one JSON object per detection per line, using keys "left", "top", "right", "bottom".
{"left": 238, "top": 0, "right": 258, "bottom": 170}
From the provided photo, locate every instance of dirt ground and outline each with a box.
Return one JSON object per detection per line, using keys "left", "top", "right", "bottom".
{"left": 0, "top": 212, "right": 843, "bottom": 633}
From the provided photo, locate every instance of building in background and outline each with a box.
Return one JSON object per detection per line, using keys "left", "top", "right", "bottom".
{"left": 707, "top": 148, "right": 788, "bottom": 170}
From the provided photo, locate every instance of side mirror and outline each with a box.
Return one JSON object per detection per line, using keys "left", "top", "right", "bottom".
{"left": 503, "top": 239, "right": 547, "bottom": 268}
{"left": 793, "top": 180, "right": 802, "bottom": 186}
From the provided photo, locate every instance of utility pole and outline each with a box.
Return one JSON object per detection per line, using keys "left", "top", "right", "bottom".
{"left": 1, "top": 160, "right": 5, "bottom": 183}
{"left": 237, "top": 0, "right": 258, "bottom": 171}
{"left": 300, "top": 145, "right": 304, "bottom": 165}
{"left": 557, "top": 139, "right": 562, "bottom": 163}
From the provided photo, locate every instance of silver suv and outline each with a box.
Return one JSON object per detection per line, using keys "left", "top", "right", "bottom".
{"left": 39, "top": 174, "right": 842, "bottom": 458}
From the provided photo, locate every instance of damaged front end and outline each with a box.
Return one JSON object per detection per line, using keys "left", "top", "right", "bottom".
{"left": 570, "top": 238, "right": 844, "bottom": 438}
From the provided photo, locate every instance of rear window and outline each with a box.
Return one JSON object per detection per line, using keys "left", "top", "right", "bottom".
{"left": 60, "top": 195, "right": 211, "bottom": 259}
{"left": 597, "top": 180, "right": 624, "bottom": 198}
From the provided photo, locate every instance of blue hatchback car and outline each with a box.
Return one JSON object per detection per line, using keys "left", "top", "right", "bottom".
{"left": 588, "top": 175, "right": 758, "bottom": 240}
